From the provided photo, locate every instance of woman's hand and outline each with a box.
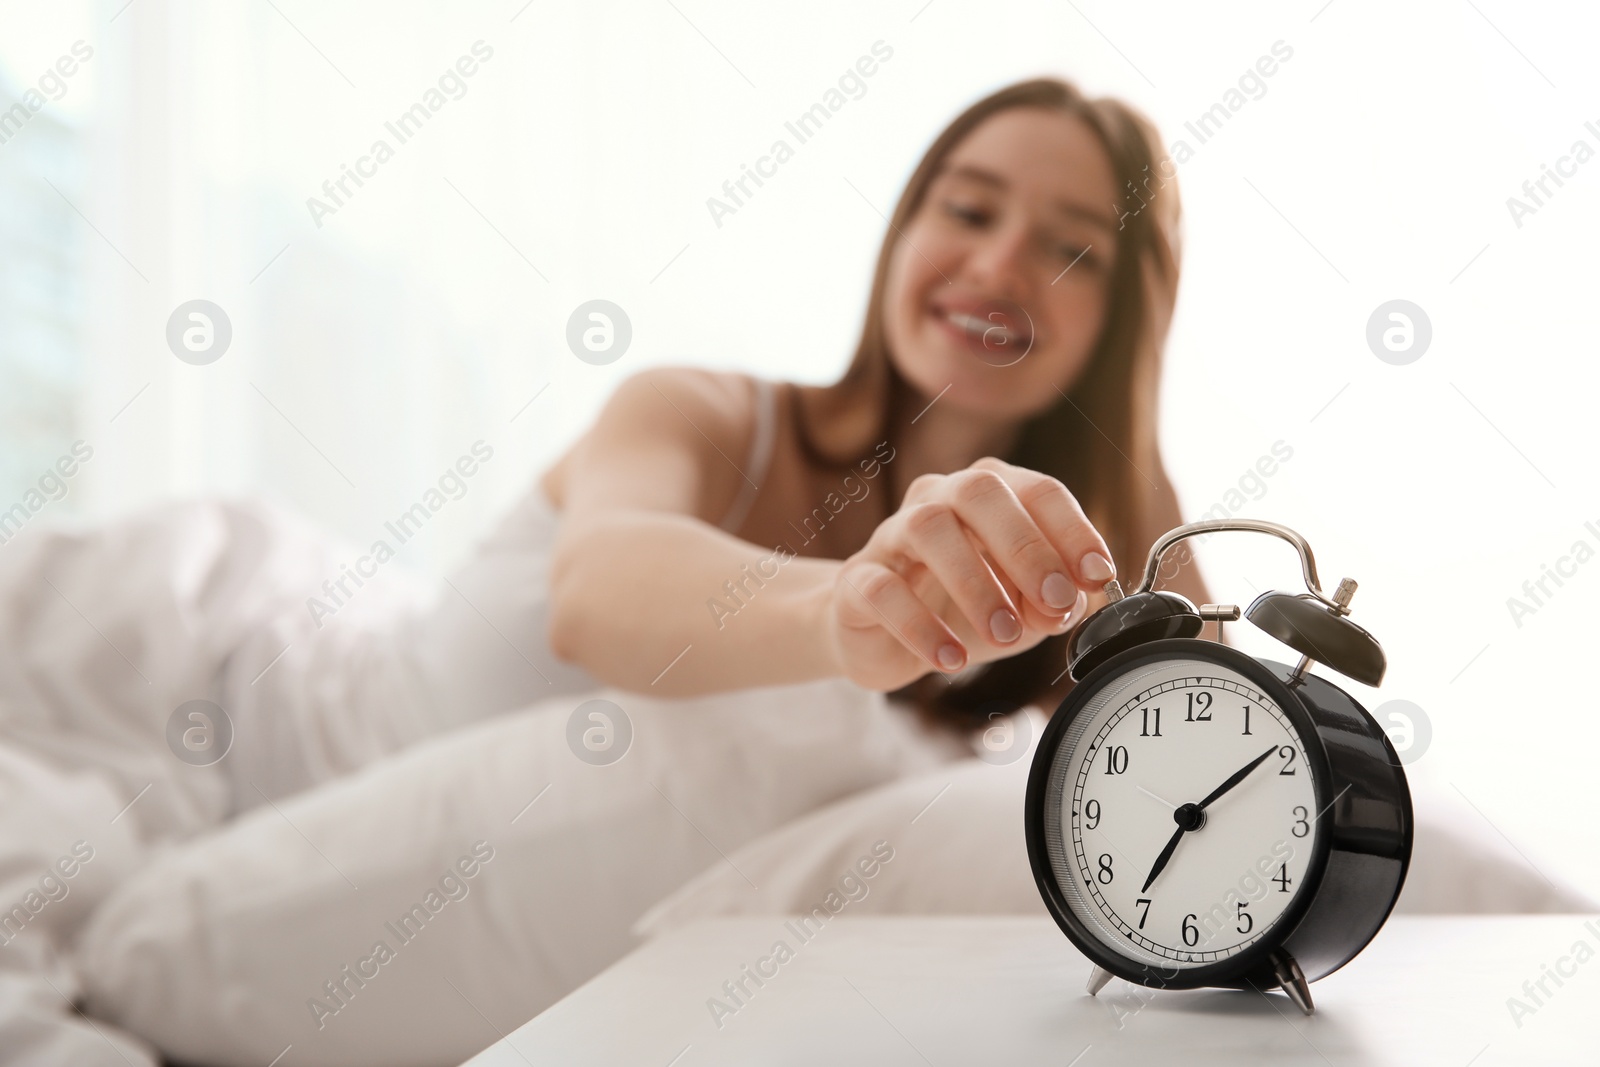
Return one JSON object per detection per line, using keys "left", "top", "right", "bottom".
{"left": 824, "top": 457, "right": 1113, "bottom": 692}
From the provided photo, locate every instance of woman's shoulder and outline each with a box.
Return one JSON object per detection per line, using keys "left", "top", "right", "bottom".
{"left": 543, "top": 367, "right": 774, "bottom": 509}
{"left": 601, "top": 366, "right": 769, "bottom": 447}
{"left": 616, "top": 364, "right": 763, "bottom": 405}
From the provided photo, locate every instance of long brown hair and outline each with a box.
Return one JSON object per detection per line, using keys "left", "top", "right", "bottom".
{"left": 796, "top": 77, "right": 1184, "bottom": 729}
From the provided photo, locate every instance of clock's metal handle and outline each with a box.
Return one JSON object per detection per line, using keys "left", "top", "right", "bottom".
{"left": 1125, "top": 519, "right": 1341, "bottom": 611}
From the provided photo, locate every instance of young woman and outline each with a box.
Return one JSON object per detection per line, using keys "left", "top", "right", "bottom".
{"left": 420, "top": 77, "right": 1209, "bottom": 737}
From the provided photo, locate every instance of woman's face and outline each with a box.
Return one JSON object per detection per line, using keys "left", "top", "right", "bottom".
{"left": 883, "top": 107, "right": 1121, "bottom": 420}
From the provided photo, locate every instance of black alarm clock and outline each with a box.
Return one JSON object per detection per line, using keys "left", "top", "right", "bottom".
{"left": 1024, "top": 519, "right": 1412, "bottom": 1014}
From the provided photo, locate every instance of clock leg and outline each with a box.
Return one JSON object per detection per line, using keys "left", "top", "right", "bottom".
{"left": 1270, "top": 951, "right": 1314, "bottom": 1015}
{"left": 1086, "top": 966, "right": 1114, "bottom": 996}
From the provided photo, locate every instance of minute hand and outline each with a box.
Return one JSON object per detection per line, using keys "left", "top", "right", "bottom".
{"left": 1196, "top": 744, "right": 1281, "bottom": 811}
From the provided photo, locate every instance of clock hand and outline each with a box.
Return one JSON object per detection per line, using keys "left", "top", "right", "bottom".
{"left": 1141, "top": 824, "right": 1187, "bottom": 893}
{"left": 1195, "top": 744, "right": 1281, "bottom": 812}
{"left": 1140, "top": 745, "right": 1280, "bottom": 894}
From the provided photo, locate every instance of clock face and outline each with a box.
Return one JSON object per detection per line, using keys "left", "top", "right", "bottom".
{"left": 1041, "top": 656, "right": 1320, "bottom": 971}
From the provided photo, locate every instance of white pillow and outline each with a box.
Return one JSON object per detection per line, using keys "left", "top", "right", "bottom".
{"left": 635, "top": 717, "right": 1593, "bottom": 938}
{"left": 635, "top": 749, "right": 1043, "bottom": 938}
{"left": 76, "top": 679, "right": 963, "bottom": 1067}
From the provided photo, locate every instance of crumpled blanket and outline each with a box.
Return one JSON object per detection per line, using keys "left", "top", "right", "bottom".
{"left": 0, "top": 498, "right": 474, "bottom": 1065}
{"left": 0, "top": 498, "right": 964, "bottom": 1066}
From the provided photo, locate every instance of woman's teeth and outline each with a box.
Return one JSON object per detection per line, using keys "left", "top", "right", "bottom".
{"left": 944, "top": 308, "right": 1022, "bottom": 344}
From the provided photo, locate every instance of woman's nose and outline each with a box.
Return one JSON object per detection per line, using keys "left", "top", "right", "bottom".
{"left": 964, "top": 223, "right": 1033, "bottom": 298}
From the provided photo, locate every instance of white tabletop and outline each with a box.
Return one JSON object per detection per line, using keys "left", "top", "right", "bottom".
{"left": 461, "top": 915, "right": 1599, "bottom": 1066}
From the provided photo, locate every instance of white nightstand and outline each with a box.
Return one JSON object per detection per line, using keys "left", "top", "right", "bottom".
{"left": 461, "top": 915, "right": 1598, "bottom": 1066}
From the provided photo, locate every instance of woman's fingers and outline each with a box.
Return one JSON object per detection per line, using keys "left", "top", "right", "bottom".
{"left": 937, "top": 466, "right": 1081, "bottom": 618}
{"left": 837, "top": 457, "right": 1111, "bottom": 685}
{"left": 978, "top": 535, "right": 1087, "bottom": 638}
{"left": 1043, "top": 587, "right": 1088, "bottom": 634}
{"left": 836, "top": 559, "right": 967, "bottom": 673}
{"left": 902, "top": 501, "right": 1023, "bottom": 647}
{"left": 971, "top": 457, "right": 1116, "bottom": 595}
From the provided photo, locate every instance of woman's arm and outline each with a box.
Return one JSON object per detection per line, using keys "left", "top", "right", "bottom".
{"left": 548, "top": 368, "right": 1115, "bottom": 696}
{"left": 546, "top": 369, "right": 839, "bottom": 695}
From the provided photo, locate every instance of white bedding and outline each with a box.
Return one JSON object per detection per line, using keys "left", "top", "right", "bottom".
{"left": 76, "top": 676, "right": 960, "bottom": 1067}
{"left": 0, "top": 498, "right": 963, "bottom": 1065}
{"left": 0, "top": 497, "right": 431, "bottom": 1066}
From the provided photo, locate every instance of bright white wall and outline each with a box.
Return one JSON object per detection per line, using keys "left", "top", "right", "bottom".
{"left": 3, "top": 0, "right": 1598, "bottom": 897}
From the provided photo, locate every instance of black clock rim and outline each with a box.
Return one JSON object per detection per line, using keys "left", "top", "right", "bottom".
{"left": 1024, "top": 638, "right": 1336, "bottom": 991}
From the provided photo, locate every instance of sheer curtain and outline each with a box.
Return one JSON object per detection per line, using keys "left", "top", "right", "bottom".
{"left": 76, "top": 2, "right": 557, "bottom": 574}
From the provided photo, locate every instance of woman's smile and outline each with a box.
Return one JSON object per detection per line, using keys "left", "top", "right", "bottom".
{"left": 927, "top": 296, "right": 1037, "bottom": 356}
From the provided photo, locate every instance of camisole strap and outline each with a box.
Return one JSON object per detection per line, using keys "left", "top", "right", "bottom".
{"left": 717, "top": 377, "right": 779, "bottom": 534}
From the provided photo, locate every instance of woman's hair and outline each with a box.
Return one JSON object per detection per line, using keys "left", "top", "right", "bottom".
{"left": 797, "top": 77, "right": 1184, "bottom": 729}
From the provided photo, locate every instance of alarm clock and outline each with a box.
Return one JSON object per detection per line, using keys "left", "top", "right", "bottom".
{"left": 1024, "top": 519, "right": 1411, "bottom": 1015}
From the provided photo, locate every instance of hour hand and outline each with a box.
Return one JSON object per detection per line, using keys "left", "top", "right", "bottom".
{"left": 1141, "top": 825, "right": 1186, "bottom": 893}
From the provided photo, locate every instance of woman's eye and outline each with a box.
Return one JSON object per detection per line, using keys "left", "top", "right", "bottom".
{"left": 1051, "top": 241, "right": 1100, "bottom": 269}
{"left": 942, "top": 201, "right": 989, "bottom": 226}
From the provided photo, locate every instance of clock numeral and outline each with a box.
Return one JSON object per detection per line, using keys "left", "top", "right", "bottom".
{"left": 1135, "top": 897, "right": 1151, "bottom": 929}
{"left": 1185, "top": 691, "right": 1212, "bottom": 722}
{"left": 1103, "top": 746, "right": 1129, "bottom": 775}
{"left": 1182, "top": 913, "right": 1199, "bottom": 947}
{"left": 1241, "top": 704, "right": 1252, "bottom": 736}
{"left": 1084, "top": 799, "right": 1101, "bottom": 830}
{"left": 1096, "top": 854, "right": 1114, "bottom": 884}
{"left": 1277, "top": 745, "right": 1298, "bottom": 775}
{"left": 1274, "top": 862, "right": 1292, "bottom": 893}
{"left": 1236, "top": 900, "right": 1253, "bottom": 934}
{"left": 1291, "top": 805, "right": 1309, "bottom": 838}
{"left": 1141, "top": 706, "right": 1162, "bottom": 737}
